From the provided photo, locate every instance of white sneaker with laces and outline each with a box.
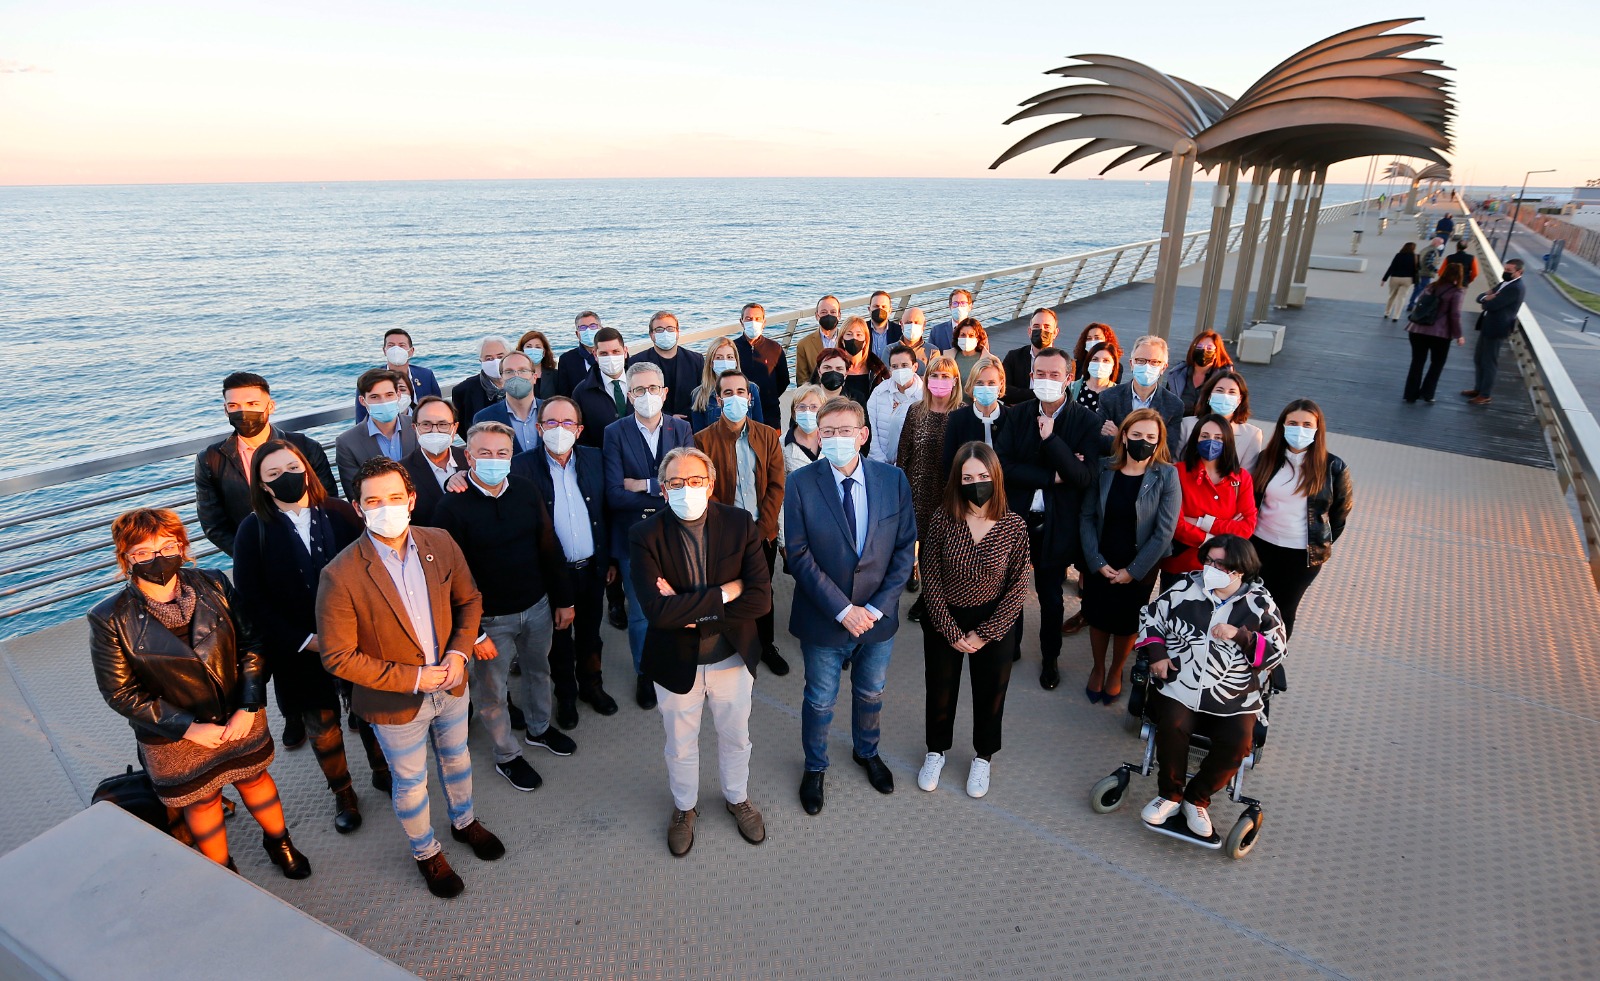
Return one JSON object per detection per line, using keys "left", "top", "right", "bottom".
{"left": 1141, "top": 796, "right": 1180, "bottom": 825}
{"left": 1182, "top": 800, "right": 1213, "bottom": 837}
{"left": 917, "top": 753, "right": 945, "bottom": 792}
{"left": 966, "top": 758, "right": 991, "bottom": 798}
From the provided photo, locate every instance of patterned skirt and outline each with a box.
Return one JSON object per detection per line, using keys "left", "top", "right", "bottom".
{"left": 138, "top": 710, "right": 275, "bottom": 808}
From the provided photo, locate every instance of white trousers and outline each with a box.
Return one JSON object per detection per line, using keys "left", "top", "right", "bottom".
{"left": 655, "top": 654, "right": 753, "bottom": 811}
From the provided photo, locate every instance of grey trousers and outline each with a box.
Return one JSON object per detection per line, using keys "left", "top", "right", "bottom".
{"left": 476, "top": 598, "right": 554, "bottom": 762}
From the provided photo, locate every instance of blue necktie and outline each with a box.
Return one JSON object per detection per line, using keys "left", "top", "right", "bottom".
{"left": 841, "top": 477, "right": 859, "bottom": 552}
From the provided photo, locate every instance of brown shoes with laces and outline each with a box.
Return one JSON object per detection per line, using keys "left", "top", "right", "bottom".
{"left": 726, "top": 798, "right": 766, "bottom": 844}
{"left": 668, "top": 807, "right": 698, "bottom": 856}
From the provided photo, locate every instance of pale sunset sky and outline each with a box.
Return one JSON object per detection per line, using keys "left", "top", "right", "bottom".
{"left": 2, "top": 0, "right": 1593, "bottom": 188}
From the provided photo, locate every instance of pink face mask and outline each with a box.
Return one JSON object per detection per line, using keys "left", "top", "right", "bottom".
{"left": 927, "top": 377, "right": 957, "bottom": 398}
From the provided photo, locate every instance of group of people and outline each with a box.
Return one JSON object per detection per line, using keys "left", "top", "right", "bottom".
{"left": 90, "top": 291, "right": 1355, "bottom": 891}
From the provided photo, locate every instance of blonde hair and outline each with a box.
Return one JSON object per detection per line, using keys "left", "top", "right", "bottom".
{"left": 925, "top": 355, "right": 967, "bottom": 411}
{"left": 964, "top": 354, "right": 1006, "bottom": 399}
{"left": 791, "top": 383, "right": 827, "bottom": 413}
{"left": 693, "top": 335, "right": 743, "bottom": 412}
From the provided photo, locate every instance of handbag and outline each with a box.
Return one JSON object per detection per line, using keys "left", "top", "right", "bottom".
{"left": 91, "top": 764, "right": 211, "bottom": 845}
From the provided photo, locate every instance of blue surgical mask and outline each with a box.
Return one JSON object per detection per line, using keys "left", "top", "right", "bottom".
{"left": 720, "top": 395, "right": 749, "bottom": 423}
{"left": 1197, "top": 438, "right": 1224, "bottom": 461}
{"left": 1208, "top": 392, "right": 1240, "bottom": 416}
{"left": 974, "top": 385, "right": 1000, "bottom": 407}
{"left": 795, "top": 410, "right": 819, "bottom": 434}
{"left": 579, "top": 327, "right": 599, "bottom": 347}
{"left": 742, "top": 320, "right": 764, "bottom": 340}
{"left": 821, "top": 435, "right": 859, "bottom": 469}
{"left": 1283, "top": 425, "right": 1316, "bottom": 451}
{"left": 1132, "top": 364, "right": 1162, "bottom": 387}
{"left": 523, "top": 345, "right": 545, "bottom": 364}
{"left": 473, "top": 458, "right": 511, "bottom": 485}
{"left": 366, "top": 400, "right": 402, "bottom": 424}
{"left": 653, "top": 330, "right": 678, "bottom": 351}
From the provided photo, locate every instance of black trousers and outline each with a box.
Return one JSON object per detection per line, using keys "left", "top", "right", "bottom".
{"left": 1404, "top": 332, "right": 1452, "bottom": 401}
{"left": 606, "top": 575, "right": 626, "bottom": 612}
{"left": 1154, "top": 691, "right": 1254, "bottom": 808}
{"left": 925, "top": 614, "right": 1019, "bottom": 758}
{"left": 758, "top": 538, "right": 778, "bottom": 651}
{"left": 336, "top": 678, "right": 388, "bottom": 774}
{"left": 549, "top": 561, "right": 606, "bottom": 701}
{"left": 1251, "top": 536, "right": 1322, "bottom": 639}
{"left": 1033, "top": 529, "right": 1069, "bottom": 661}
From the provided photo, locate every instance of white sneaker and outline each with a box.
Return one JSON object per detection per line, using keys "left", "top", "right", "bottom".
{"left": 1182, "top": 800, "right": 1213, "bottom": 837}
{"left": 1141, "top": 797, "right": 1180, "bottom": 825}
{"left": 966, "top": 758, "right": 991, "bottom": 798}
{"left": 917, "top": 753, "right": 945, "bottom": 792}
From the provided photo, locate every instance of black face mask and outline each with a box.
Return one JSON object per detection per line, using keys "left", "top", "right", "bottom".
{"left": 818, "top": 314, "right": 839, "bottom": 332}
{"left": 821, "top": 371, "right": 846, "bottom": 391}
{"left": 1030, "top": 329, "right": 1046, "bottom": 349}
{"left": 130, "top": 553, "right": 184, "bottom": 586}
{"left": 228, "top": 410, "right": 268, "bottom": 439}
{"left": 264, "top": 470, "right": 308, "bottom": 503}
{"left": 1192, "top": 348, "right": 1215, "bottom": 367}
{"left": 1125, "top": 438, "right": 1157, "bottom": 462}
{"left": 840, "top": 337, "right": 864, "bottom": 356}
{"left": 870, "top": 309, "right": 888, "bottom": 325}
{"left": 959, "top": 480, "right": 995, "bottom": 506}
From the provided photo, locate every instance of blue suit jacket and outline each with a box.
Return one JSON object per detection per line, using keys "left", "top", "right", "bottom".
{"left": 512, "top": 445, "right": 610, "bottom": 567}
{"left": 473, "top": 400, "right": 541, "bottom": 453}
{"left": 354, "top": 363, "right": 441, "bottom": 423}
{"left": 783, "top": 458, "right": 917, "bottom": 646}
{"left": 602, "top": 415, "right": 696, "bottom": 558}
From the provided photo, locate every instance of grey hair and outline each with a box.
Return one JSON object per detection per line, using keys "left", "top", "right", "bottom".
{"left": 1131, "top": 334, "right": 1169, "bottom": 359}
{"left": 465, "top": 421, "right": 516, "bottom": 447}
{"left": 477, "top": 335, "right": 511, "bottom": 358}
{"left": 657, "top": 447, "right": 716, "bottom": 486}
{"left": 626, "top": 361, "right": 664, "bottom": 387}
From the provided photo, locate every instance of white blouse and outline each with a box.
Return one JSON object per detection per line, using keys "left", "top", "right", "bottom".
{"left": 1255, "top": 452, "right": 1309, "bottom": 549}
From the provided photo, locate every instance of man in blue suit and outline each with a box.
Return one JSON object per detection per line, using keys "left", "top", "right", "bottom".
{"left": 356, "top": 328, "right": 443, "bottom": 423}
{"left": 1464, "top": 258, "right": 1526, "bottom": 406}
{"left": 603, "top": 361, "right": 696, "bottom": 710}
{"left": 472, "top": 350, "right": 542, "bottom": 453}
{"left": 783, "top": 396, "right": 917, "bottom": 815}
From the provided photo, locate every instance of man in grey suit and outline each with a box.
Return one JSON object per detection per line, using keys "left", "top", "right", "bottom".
{"left": 337, "top": 368, "right": 419, "bottom": 498}
{"left": 1463, "top": 258, "right": 1526, "bottom": 406}
{"left": 1095, "top": 335, "right": 1184, "bottom": 457}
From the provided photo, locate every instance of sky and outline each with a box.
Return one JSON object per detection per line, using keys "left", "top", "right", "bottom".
{"left": 2, "top": 0, "right": 1594, "bottom": 188}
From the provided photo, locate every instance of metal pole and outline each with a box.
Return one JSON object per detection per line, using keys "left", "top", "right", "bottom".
{"left": 1194, "top": 161, "right": 1238, "bottom": 335}
{"left": 1227, "top": 166, "right": 1271, "bottom": 339}
{"left": 1253, "top": 169, "right": 1294, "bottom": 323}
{"left": 1503, "top": 168, "right": 1555, "bottom": 264}
{"left": 1147, "top": 141, "right": 1197, "bottom": 341}
{"left": 1274, "top": 170, "right": 1312, "bottom": 307}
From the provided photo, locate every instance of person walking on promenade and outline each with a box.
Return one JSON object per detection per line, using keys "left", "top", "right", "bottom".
{"left": 1407, "top": 237, "right": 1445, "bottom": 312}
{"left": 734, "top": 302, "right": 789, "bottom": 429}
{"left": 1403, "top": 263, "right": 1466, "bottom": 404}
{"left": 896, "top": 355, "right": 965, "bottom": 616}
{"left": 1160, "top": 417, "right": 1257, "bottom": 593}
{"left": 1442, "top": 240, "right": 1479, "bottom": 291}
{"left": 1380, "top": 242, "right": 1418, "bottom": 322}
{"left": 1463, "top": 258, "right": 1527, "bottom": 406}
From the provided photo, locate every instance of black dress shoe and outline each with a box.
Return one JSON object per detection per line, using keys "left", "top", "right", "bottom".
{"left": 607, "top": 604, "right": 629, "bottom": 631}
{"left": 762, "top": 646, "right": 790, "bottom": 676}
{"left": 1040, "top": 659, "right": 1061, "bottom": 690}
{"left": 853, "top": 752, "right": 895, "bottom": 794}
{"left": 416, "top": 853, "right": 464, "bottom": 898}
{"left": 507, "top": 698, "right": 527, "bottom": 731}
{"left": 262, "top": 831, "right": 312, "bottom": 879}
{"left": 556, "top": 696, "right": 580, "bottom": 730}
{"left": 907, "top": 597, "right": 924, "bottom": 623}
{"left": 580, "top": 685, "right": 620, "bottom": 716}
{"left": 449, "top": 820, "right": 506, "bottom": 860}
{"left": 281, "top": 715, "right": 306, "bottom": 751}
{"left": 635, "top": 675, "right": 657, "bottom": 710}
{"left": 799, "top": 770, "right": 826, "bottom": 815}
{"left": 333, "top": 785, "right": 362, "bottom": 834}
{"left": 371, "top": 767, "right": 393, "bottom": 795}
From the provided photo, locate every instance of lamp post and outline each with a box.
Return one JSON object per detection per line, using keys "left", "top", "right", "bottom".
{"left": 1502, "top": 168, "right": 1555, "bottom": 263}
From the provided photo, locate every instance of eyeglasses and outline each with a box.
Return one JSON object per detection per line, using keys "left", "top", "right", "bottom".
{"left": 539, "top": 420, "right": 579, "bottom": 431}
{"left": 414, "top": 421, "right": 455, "bottom": 432}
{"left": 128, "top": 542, "right": 182, "bottom": 563}
{"left": 629, "top": 385, "right": 665, "bottom": 397}
{"left": 502, "top": 367, "right": 535, "bottom": 378}
{"left": 1132, "top": 357, "right": 1166, "bottom": 367}
{"left": 818, "top": 426, "right": 859, "bottom": 439}
{"left": 661, "top": 476, "right": 710, "bottom": 490}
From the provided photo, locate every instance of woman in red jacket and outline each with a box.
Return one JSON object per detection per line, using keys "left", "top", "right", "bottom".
{"left": 1160, "top": 414, "right": 1258, "bottom": 592}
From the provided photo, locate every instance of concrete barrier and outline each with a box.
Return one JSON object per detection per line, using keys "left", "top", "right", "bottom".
{"left": 1238, "top": 327, "right": 1277, "bottom": 364}
{"left": 1308, "top": 255, "right": 1369, "bottom": 273}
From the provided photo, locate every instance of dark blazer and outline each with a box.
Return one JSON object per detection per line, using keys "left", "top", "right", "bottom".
{"left": 572, "top": 370, "right": 629, "bottom": 448}
{"left": 628, "top": 346, "right": 705, "bottom": 418}
{"left": 602, "top": 414, "right": 696, "bottom": 558}
{"left": 335, "top": 415, "right": 419, "bottom": 499}
{"left": 783, "top": 459, "right": 917, "bottom": 647}
{"left": 195, "top": 426, "right": 337, "bottom": 556}
{"left": 1000, "top": 345, "right": 1036, "bottom": 405}
{"left": 994, "top": 398, "right": 1102, "bottom": 568}
{"left": 736, "top": 334, "right": 791, "bottom": 426}
{"left": 354, "top": 362, "right": 441, "bottom": 423}
{"left": 402, "top": 444, "right": 468, "bottom": 528}
{"left": 451, "top": 372, "right": 505, "bottom": 432}
{"left": 927, "top": 318, "right": 958, "bottom": 354}
{"left": 1095, "top": 382, "right": 1185, "bottom": 457}
{"left": 472, "top": 399, "right": 542, "bottom": 453}
{"left": 555, "top": 345, "right": 597, "bottom": 397}
{"left": 1080, "top": 462, "right": 1182, "bottom": 581}
{"left": 941, "top": 403, "right": 1014, "bottom": 475}
{"left": 629, "top": 503, "right": 772, "bottom": 695}
{"left": 1476, "top": 276, "right": 1525, "bottom": 338}
{"left": 1382, "top": 250, "right": 1419, "bottom": 281}
{"left": 88, "top": 568, "right": 266, "bottom": 743}
{"left": 514, "top": 445, "right": 610, "bottom": 567}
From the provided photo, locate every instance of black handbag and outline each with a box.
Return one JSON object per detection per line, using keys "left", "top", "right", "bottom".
{"left": 91, "top": 764, "right": 208, "bottom": 845}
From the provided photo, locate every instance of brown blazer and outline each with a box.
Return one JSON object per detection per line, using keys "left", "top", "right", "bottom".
{"left": 694, "top": 417, "right": 786, "bottom": 543}
{"left": 315, "top": 526, "right": 482, "bottom": 726}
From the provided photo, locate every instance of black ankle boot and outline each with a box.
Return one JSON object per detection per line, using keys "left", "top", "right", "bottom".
{"left": 263, "top": 831, "right": 312, "bottom": 879}
{"left": 333, "top": 785, "right": 362, "bottom": 834}
{"left": 225, "top": 856, "right": 239, "bottom": 874}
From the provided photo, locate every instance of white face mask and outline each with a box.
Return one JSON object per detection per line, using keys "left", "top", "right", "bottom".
{"left": 892, "top": 366, "right": 917, "bottom": 387}
{"left": 363, "top": 503, "right": 410, "bottom": 539}
{"left": 1202, "top": 565, "right": 1236, "bottom": 593}
{"left": 542, "top": 426, "right": 576, "bottom": 455}
{"left": 713, "top": 358, "right": 738, "bottom": 375}
{"left": 1088, "top": 360, "right": 1113, "bottom": 381}
{"left": 480, "top": 358, "right": 502, "bottom": 380}
{"left": 1031, "top": 378, "right": 1065, "bottom": 403}
{"left": 951, "top": 304, "right": 971, "bottom": 321}
{"left": 667, "top": 485, "right": 709, "bottom": 521}
{"left": 742, "top": 320, "right": 764, "bottom": 340}
{"left": 633, "top": 392, "right": 664, "bottom": 418}
{"left": 597, "top": 354, "right": 627, "bottom": 378}
{"left": 955, "top": 336, "right": 978, "bottom": 353}
{"left": 417, "top": 431, "right": 454, "bottom": 455}
{"left": 901, "top": 323, "right": 924, "bottom": 343}
{"left": 384, "top": 345, "right": 410, "bottom": 367}
{"left": 523, "top": 345, "right": 545, "bottom": 365}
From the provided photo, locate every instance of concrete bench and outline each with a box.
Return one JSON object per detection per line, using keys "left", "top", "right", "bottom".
{"left": 1308, "top": 255, "right": 1368, "bottom": 273}
{"left": 1238, "top": 327, "right": 1278, "bottom": 364}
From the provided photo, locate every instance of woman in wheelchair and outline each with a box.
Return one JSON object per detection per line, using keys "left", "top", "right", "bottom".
{"left": 1134, "top": 534, "right": 1286, "bottom": 838}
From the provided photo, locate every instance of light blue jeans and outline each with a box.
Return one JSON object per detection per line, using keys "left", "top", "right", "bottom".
{"left": 615, "top": 554, "right": 650, "bottom": 675}
{"left": 801, "top": 639, "right": 895, "bottom": 772}
{"left": 479, "top": 597, "right": 554, "bottom": 749}
{"left": 371, "top": 688, "right": 475, "bottom": 861}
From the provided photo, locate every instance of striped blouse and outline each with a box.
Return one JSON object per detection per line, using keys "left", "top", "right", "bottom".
{"left": 920, "top": 507, "right": 1033, "bottom": 645}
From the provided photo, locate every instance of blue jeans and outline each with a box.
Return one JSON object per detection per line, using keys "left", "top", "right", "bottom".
{"left": 370, "top": 689, "right": 475, "bottom": 861}
{"left": 1407, "top": 275, "right": 1434, "bottom": 309}
{"left": 479, "top": 597, "right": 554, "bottom": 750}
{"left": 615, "top": 553, "right": 649, "bottom": 675}
{"left": 800, "top": 639, "right": 895, "bottom": 772}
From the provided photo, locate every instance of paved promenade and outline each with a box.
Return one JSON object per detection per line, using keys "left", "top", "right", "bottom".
{"left": 4, "top": 208, "right": 1599, "bottom": 980}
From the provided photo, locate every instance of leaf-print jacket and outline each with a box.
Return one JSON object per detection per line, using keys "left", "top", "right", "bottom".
{"left": 1134, "top": 572, "right": 1287, "bottom": 717}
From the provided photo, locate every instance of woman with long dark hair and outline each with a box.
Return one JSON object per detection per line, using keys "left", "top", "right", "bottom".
{"left": 1180, "top": 370, "right": 1265, "bottom": 470}
{"left": 1403, "top": 261, "right": 1466, "bottom": 403}
{"left": 1161, "top": 414, "right": 1258, "bottom": 592}
{"left": 1165, "top": 330, "right": 1234, "bottom": 415}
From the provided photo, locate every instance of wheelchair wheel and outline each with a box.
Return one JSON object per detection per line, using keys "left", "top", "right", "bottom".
{"left": 1224, "top": 811, "right": 1263, "bottom": 859}
{"left": 1090, "top": 772, "right": 1129, "bottom": 813}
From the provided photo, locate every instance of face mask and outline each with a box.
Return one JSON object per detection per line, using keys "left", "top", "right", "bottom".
{"left": 1192, "top": 347, "right": 1216, "bottom": 367}
{"left": 480, "top": 358, "right": 502, "bottom": 380}
{"left": 385, "top": 345, "right": 410, "bottom": 366}
{"left": 818, "top": 314, "right": 839, "bottom": 333}
{"left": 821, "top": 370, "right": 846, "bottom": 391}
{"left": 1031, "top": 378, "right": 1064, "bottom": 403}
{"left": 901, "top": 323, "right": 924, "bottom": 343}
{"left": 892, "top": 367, "right": 917, "bottom": 388}
{"left": 542, "top": 426, "right": 576, "bottom": 455}
{"left": 363, "top": 503, "right": 411, "bottom": 539}
{"left": 1197, "top": 438, "right": 1224, "bottom": 461}
{"left": 870, "top": 309, "right": 888, "bottom": 325}
{"left": 227, "top": 410, "right": 268, "bottom": 439}
{"left": 795, "top": 410, "right": 819, "bottom": 434}
{"left": 713, "top": 358, "right": 738, "bottom": 375}
{"left": 503, "top": 376, "right": 534, "bottom": 400}
{"left": 653, "top": 330, "right": 678, "bottom": 351}
{"left": 366, "top": 400, "right": 402, "bottom": 424}
{"left": 579, "top": 327, "right": 599, "bottom": 347}
{"left": 955, "top": 336, "right": 979, "bottom": 353}
{"left": 821, "top": 435, "right": 859, "bottom": 469}
{"left": 1208, "top": 392, "right": 1240, "bottom": 416}
{"left": 1030, "top": 328, "right": 1047, "bottom": 348}
{"left": 597, "top": 354, "right": 627, "bottom": 378}
{"left": 1088, "top": 360, "right": 1113, "bottom": 381}
{"left": 951, "top": 304, "right": 971, "bottom": 321}
{"left": 720, "top": 395, "right": 749, "bottom": 423}
{"left": 1202, "top": 565, "right": 1235, "bottom": 592}
{"left": 1124, "top": 437, "right": 1157, "bottom": 462}
{"left": 473, "top": 458, "right": 511, "bottom": 486}
{"left": 523, "top": 345, "right": 545, "bottom": 364}
{"left": 927, "top": 377, "right": 956, "bottom": 399}
{"left": 1284, "top": 425, "right": 1316, "bottom": 451}
{"left": 742, "top": 320, "right": 764, "bottom": 340}
{"left": 130, "top": 552, "right": 184, "bottom": 586}
{"left": 1132, "top": 364, "right": 1162, "bottom": 387}
{"left": 667, "top": 485, "right": 709, "bottom": 521}
{"left": 973, "top": 384, "right": 1000, "bottom": 407}
{"left": 417, "top": 431, "right": 454, "bottom": 455}
{"left": 840, "top": 337, "right": 864, "bottom": 356}
{"left": 632, "top": 392, "right": 664, "bottom": 418}
{"left": 264, "top": 470, "right": 307, "bottom": 503}
{"left": 959, "top": 480, "right": 995, "bottom": 506}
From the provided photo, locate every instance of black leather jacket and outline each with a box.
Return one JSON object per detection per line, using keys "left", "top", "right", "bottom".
{"left": 1306, "top": 454, "right": 1353, "bottom": 567}
{"left": 88, "top": 568, "right": 266, "bottom": 743}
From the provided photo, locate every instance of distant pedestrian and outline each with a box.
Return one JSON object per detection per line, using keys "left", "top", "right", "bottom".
{"left": 1463, "top": 258, "right": 1527, "bottom": 405}
{"left": 1380, "top": 242, "right": 1419, "bottom": 322}
{"left": 1403, "top": 263, "right": 1466, "bottom": 403}
{"left": 1442, "top": 241, "right": 1479, "bottom": 290}
{"left": 1407, "top": 237, "right": 1445, "bottom": 312}
{"left": 1433, "top": 213, "right": 1456, "bottom": 241}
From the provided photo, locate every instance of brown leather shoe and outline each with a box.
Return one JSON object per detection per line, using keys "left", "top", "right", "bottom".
{"left": 449, "top": 820, "right": 506, "bottom": 861}
{"left": 726, "top": 798, "right": 766, "bottom": 844}
{"left": 1460, "top": 389, "right": 1479, "bottom": 397}
{"left": 1469, "top": 395, "right": 1492, "bottom": 405}
{"left": 668, "top": 806, "right": 698, "bottom": 857}
{"left": 1060, "top": 612, "right": 1088, "bottom": 635}
{"left": 416, "top": 852, "right": 464, "bottom": 898}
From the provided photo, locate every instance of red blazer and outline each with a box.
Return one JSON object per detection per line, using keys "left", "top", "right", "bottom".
{"left": 1162, "top": 462, "right": 1258, "bottom": 574}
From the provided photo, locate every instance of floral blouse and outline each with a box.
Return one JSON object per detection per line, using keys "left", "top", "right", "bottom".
{"left": 1134, "top": 574, "right": 1287, "bottom": 717}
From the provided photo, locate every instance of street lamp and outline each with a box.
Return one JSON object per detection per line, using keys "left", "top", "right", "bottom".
{"left": 1502, "top": 168, "right": 1556, "bottom": 263}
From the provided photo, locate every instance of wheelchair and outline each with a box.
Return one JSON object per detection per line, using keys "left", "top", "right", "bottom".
{"left": 1088, "top": 653, "right": 1283, "bottom": 860}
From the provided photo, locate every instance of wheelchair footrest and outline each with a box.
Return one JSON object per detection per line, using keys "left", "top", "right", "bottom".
{"left": 1142, "top": 814, "right": 1222, "bottom": 849}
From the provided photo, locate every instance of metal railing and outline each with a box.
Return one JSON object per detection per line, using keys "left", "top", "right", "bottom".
{"left": 0, "top": 198, "right": 1370, "bottom": 632}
